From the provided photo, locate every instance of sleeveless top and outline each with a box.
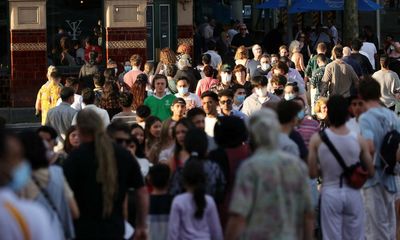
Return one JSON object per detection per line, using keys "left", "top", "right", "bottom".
{"left": 318, "top": 128, "right": 361, "bottom": 187}
{"left": 35, "top": 166, "right": 75, "bottom": 239}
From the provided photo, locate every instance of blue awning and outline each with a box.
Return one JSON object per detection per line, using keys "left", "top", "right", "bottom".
{"left": 289, "top": 0, "right": 382, "bottom": 13}
{"left": 256, "top": 0, "right": 287, "bottom": 9}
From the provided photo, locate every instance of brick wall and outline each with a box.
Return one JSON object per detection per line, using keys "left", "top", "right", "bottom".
{"left": 106, "top": 27, "right": 147, "bottom": 70}
{"left": 10, "top": 29, "right": 47, "bottom": 107}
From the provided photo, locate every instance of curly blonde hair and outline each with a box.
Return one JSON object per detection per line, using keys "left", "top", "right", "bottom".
{"left": 159, "top": 48, "right": 177, "bottom": 65}
{"left": 314, "top": 97, "right": 328, "bottom": 113}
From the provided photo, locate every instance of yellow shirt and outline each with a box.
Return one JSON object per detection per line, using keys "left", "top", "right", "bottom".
{"left": 36, "top": 81, "right": 63, "bottom": 125}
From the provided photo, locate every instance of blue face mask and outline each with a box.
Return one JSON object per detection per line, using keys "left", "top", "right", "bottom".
{"left": 297, "top": 110, "right": 305, "bottom": 121}
{"left": 8, "top": 161, "right": 31, "bottom": 192}
{"left": 236, "top": 95, "right": 246, "bottom": 104}
{"left": 124, "top": 66, "right": 132, "bottom": 72}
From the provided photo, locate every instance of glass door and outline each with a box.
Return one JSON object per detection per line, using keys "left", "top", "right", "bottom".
{"left": 146, "top": 0, "right": 176, "bottom": 63}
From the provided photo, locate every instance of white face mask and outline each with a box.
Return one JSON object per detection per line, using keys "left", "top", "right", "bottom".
{"left": 284, "top": 93, "right": 296, "bottom": 101}
{"left": 177, "top": 87, "right": 189, "bottom": 95}
{"left": 221, "top": 73, "right": 232, "bottom": 85}
{"left": 255, "top": 87, "right": 268, "bottom": 98}
{"left": 261, "top": 63, "right": 270, "bottom": 71}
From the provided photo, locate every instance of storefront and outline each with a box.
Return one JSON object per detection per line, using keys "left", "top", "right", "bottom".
{"left": 5, "top": 0, "right": 193, "bottom": 107}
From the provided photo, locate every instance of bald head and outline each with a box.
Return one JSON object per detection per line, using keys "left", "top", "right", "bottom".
{"left": 343, "top": 47, "right": 351, "bottom": 57}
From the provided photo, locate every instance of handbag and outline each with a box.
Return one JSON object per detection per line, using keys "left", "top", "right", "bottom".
{"left": 319, "top": 130, "right": 369, "bottom": 189}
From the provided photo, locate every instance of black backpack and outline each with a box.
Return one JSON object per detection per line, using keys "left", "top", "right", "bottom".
{"left": 380, "top": 130, "right": 400, "bottom": 175}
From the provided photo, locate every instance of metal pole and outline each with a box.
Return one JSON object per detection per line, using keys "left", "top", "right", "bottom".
{"left": 376, "top": 0, "right": 381, "bottom": 49}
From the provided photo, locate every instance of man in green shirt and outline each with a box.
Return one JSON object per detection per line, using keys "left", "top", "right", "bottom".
{"left": 144, "top": 74, "right": 176, "bottom": 121}
{"left": 304, "top": 42, "right": 330, "bottom": 82}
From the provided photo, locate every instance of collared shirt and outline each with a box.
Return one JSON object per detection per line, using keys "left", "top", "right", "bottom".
{"left": 241, "top": 93, "right": 281, "bottom": 116}
{"left": 56, "top": 94, "right": 84, "bottom": 111}
{"left": 46, "top": 102, "right": 77, "bottom": 141}
{"left": 229, "top": 149, "right": 312, "bottom": 239}
{"left": 36, "top": 81, "right": 63, "bottom": 125}
{"left": 0, "top": 188, "right": 55, "bottom": 240}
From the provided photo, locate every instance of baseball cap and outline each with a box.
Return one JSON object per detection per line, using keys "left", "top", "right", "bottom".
{"left": 221, "top": 64, "right": 232, "bottom": 72}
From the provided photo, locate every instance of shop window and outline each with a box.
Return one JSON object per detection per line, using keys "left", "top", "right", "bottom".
{"left": 46, "top": 0, "right": 103, "bottom": 70}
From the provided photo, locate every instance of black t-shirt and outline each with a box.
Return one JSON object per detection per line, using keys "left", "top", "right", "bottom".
{"left": 149, "top": 194, "right": 173, "bottom": 215}
{"left": 63, "top": 142, "right": 144, "bottom": 239}
{"left": 350, "top": 53, "right": 374, "bottom": 75}
{"left": 231, "top": 33, "right": 254, "bottom": 48}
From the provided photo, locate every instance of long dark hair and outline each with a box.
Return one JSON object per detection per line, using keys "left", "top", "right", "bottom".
{"left": 131, "top": 73, "right": 148, "bottom": 110}
{"left": 173, "top": 118, "right": 195, "bottom": 161}
{"left": 130, "top": 124, "right": 145, "bottom": 158}
{"left": 182, "top": 159, "right": 206, "bottom": 219}
{"left": 64, "top": 126, "right": 78, "bottom": 154}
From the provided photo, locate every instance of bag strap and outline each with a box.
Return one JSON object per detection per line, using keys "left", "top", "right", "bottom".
{"left": 319, "top": 130, "right": 348, "bottom": 171}
{"left": 4, "top": 201, "right": 31, "bottom": 240}
{"left": 31, "top": 175, "right": 67, "bottom": 236}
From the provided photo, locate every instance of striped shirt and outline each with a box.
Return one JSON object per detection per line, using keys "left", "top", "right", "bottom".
{"left": 296, "top": 118, "right": 320, "bottom": 147}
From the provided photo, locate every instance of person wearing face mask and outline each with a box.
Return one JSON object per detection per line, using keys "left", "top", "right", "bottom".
{"left": 269, "top": 75, "right": 287, "bottom": 99}
{"left": 247, "top": 44, "right": 263, "bottom": 78}
{"left": 254, "top": 54, "right": 271, "bottom": 77}
{"left": 218, "top": 89, "right": 247, "bottom": 120}
{"left": 118, "top": 61, "right": 132, "bottom": 82}
{"left": 0, "top": 131, "right": 56, "bottom": 240}
{"left": 124, "top": 54, "right": 144, "bottom": 90}
{"left": 175, "top": 77, "right": 202, "bottom": 111}
{"left": 284, "top": 82, "right": 299, "bottom": 101}
{"left": 241, "top": 75, "right": 280, "bottom": 116}
{"left": 232, "top": 84, "right": 246, "bottom": 111}
{"left": 210, "top": 64, "right": 234, "bottom": 94}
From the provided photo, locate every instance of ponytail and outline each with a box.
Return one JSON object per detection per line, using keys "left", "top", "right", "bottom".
{"left": 182, "top": 159, "right": 207, "bottom": 219}
{"left": 94, "top": 130, "right": 118, "bottom": 217}
{"left": 76, "top": 109, "right": 118, "bottom": 218}
{"left": 193, "top": 181, "right": 206, "bottom": 219}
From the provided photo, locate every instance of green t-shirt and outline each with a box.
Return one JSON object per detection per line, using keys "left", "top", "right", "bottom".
{"left": 144, "top": 94, "right": 176, "bottom": 121}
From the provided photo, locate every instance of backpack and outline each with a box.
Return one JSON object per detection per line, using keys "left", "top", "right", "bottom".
{"left": 380, "top": 130, "right": 400, "bottom": 175}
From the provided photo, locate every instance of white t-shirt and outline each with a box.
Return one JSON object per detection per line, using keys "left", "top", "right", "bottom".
{"left": 361, "top": 42, "right": 377, "bottom": 70}
{"left": 205, "top": 116, "right": 218, "bottom": 137}
{"left": 346, "top": 118, "right": 360, "bottom": 134}
{"left": 175, "top": 92, "right": 202, "bottom": 108}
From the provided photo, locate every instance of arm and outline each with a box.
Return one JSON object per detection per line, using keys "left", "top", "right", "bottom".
{"left": 134, "top": 187, "right": 149, "bottom": 240}
{"left": 304, "top": 211, "right": 314, "bottom": 240}
{"left": 207, "top": 198, "right": 224, "bottom": 240}
{"left": 225, "top": 214, "right": 246, "bottom": 240}
{"left": 307, "top": 133, "right": 320, "bottom": 179}
{"left": 69, "top": 197, "right": 80, "bottom": 219}
{"left": 319, "top": 65, "right": 331, "bottom": 97}
{"left": 35, "top": 89, "right": 42, "bottom": 113}
{"left": 358, "top": 135, "right": 375, "bottom": 177}
{"left": 299, "top": 54, "right": 306, "bottom": 72}
{"left": 167, "top": 200, "right": 181, "bottom": 240}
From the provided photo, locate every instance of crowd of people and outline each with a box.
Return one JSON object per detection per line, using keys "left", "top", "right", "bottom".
{"left": 1, "top": 19, "right": 400, "bottom": 240}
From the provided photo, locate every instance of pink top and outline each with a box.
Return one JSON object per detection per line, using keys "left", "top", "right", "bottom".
{"left": 123, "top": 69, "right": 143, "bottom": 89}
{"left": 196, "top": 77, "right": 219, "bottom": 97}
{"left": 296, "top": 118, "right": 320, "bottom": 147}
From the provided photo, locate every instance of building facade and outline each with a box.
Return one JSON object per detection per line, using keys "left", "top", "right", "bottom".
{"left": 2, "top": 0, "right": 193, "bottom": 107}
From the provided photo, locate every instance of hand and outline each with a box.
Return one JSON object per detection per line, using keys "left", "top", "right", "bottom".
{"left": 134, "top": 227, "right": 148, "bottom": 240}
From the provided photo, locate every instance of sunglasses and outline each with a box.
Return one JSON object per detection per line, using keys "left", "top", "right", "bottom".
{"left": 220, "top": 99, "right": 233, "bottom": 105}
